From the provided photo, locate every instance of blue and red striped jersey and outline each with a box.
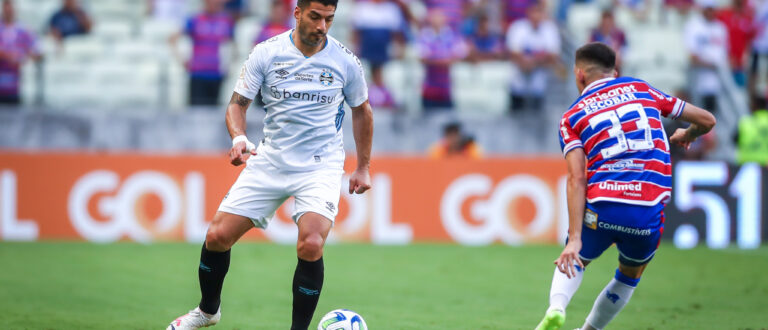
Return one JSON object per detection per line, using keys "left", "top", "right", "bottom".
{"left": 559, "top": 77, "right": 685, "bottom": 207}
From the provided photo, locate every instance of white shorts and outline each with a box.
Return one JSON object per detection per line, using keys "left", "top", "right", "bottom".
{"left": 218, "top": 155, "right": 343, "bottom": 228}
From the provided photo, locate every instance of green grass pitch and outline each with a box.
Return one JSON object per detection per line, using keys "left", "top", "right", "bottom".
{"left": 1, "top": 242, "right": 766, "bottom": 329}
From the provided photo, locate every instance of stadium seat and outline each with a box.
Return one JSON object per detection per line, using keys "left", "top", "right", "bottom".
{"left": 15, "top": 0, "right": 58, "bottom": 34}
{"left": 91, "top": 60, "right": 161, "bottom": 108}
{"left": 60, "top": 36, "right": 105, "bottom": 61}
{"left": 141, "top": 19, "right": 183, "bottom": 45}
{"left": 623, "top": 25, "right": 687, "bottom": 92}
{"left": 247, "top": 0, "right": 273, "bottom": 21}
{"left": 89, "top": 1, "right": 144, "bottom": 22}
{"left": 235, "top": 17, "right": 262, "bottom": 57}
{"left": 167, "top": 61, "right": 190, "bottom": 110}
{"left": 20, "top": 61, "right": 39, "bottom": 107}
{"left": 383, "top": 60, "right": 423, "bottom": 115}
{"left": 42, "top": 60, "right": 98, "bottom": 108}
{"left": 566, "top": 4, "right": 601, "bottom": 45}
{"left": 113, "top": 39, "right": 163, "bottom": 61}
{"left": 92, "top": 20, "right": 135, "bottom": 41}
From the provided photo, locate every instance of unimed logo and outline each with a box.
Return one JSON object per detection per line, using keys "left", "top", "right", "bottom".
{"left": 598, "top": 181, "right": 642, "bottom": 191}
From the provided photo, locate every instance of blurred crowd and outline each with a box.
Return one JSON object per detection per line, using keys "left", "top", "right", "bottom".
{"left": 1, "top": 0, "right": 767, "bottom": 162}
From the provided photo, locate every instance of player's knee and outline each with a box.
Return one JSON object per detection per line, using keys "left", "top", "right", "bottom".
{"left": 205, "top": 227, "right": 234, "bottom": 252}
{"left": 618, "top": 263, "right": 646, "bottom": 279}
{"left": 297, "top": 234, "right": 324, "bottom": 261}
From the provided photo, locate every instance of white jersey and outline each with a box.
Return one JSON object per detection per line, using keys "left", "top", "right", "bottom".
{"left": 234, "top": 30, "right": 368, "bottom": 171}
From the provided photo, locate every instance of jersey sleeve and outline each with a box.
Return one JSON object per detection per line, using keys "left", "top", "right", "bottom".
{"left": 233, "top": 44, "right": 267, "bottom": 100}
{"left": 343, "top": 55, "right": 369, "bottom": 108}
{"left": 646, "top": 84, "right": 685, "bottom": 119}
{"left": 559, "top": 116, "right": 583, "bottom": 157}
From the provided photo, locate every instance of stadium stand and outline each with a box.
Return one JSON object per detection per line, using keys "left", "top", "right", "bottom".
{"left": 1, "top": 0, "right": 754, "bottom": 158}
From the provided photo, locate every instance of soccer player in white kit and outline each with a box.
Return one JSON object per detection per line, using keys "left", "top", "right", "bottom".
{"left": 166, "top": 0, "right": 373, "bottom": 328}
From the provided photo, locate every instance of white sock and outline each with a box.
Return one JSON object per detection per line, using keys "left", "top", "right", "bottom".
{"left": 548, "top": 265, "right": 584, "bottom": 312}
{"left": 583, "top": 270, "right": 639, "bottom": 329}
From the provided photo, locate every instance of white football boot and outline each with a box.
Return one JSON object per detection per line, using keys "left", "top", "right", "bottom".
{"left": 167, "top": 306, "right": 221, "bottom": 330}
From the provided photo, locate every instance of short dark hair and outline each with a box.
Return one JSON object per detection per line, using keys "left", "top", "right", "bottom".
{"left": 444, "top": 122, "right": 461, "bottom": 135}
{"left": 575, "top": 42, "right": 616, "bottom": 72}
{"left": 297, "top": 0, "right": 338, "bottom": 9}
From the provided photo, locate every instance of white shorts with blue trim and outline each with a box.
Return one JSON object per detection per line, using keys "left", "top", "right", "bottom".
{"left": 218, "top": 155, "right": 343, "bottom": 228}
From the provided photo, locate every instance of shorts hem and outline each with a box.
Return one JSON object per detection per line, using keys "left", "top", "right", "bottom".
{"left": 578, "top": 253, "right": 597, "bottom": 261}
{"left": 617, "top": 248, "right": 656, "bottom": 266}
{"left": 218, "top": 206, "right": 270, "bottom": 229}
{"left": 292, "top": 208, "right": 336, "bottom": 225}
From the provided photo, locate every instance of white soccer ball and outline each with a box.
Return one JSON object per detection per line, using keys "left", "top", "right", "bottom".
{"left": 317, "top": 309, "right": 368, "bottom": 330}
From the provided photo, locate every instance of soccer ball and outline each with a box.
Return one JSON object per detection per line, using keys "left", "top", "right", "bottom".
{"left": 317, "top": 309, "right": 368, "bottom": 330}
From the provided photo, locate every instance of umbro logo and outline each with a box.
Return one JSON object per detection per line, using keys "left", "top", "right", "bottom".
{"left": 275, "top": 69, "right": 290, "bottom": 79}
{"left": 325, "top": 202, "right": 336, "bottom": 213}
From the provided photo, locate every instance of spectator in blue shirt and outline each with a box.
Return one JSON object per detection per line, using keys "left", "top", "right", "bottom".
{"left": 48, "top": 0, "right": 92, "bottom": 42}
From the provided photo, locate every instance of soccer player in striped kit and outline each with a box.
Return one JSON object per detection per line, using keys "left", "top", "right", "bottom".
{"left": 535, "top": 42, "right": 716, "bottom": 330}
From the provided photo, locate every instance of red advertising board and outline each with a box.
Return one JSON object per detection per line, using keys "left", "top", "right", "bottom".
{"left": 0, "top": 152, "right": 569, "bottom": 244}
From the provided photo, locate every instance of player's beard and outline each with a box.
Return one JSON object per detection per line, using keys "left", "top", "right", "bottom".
{"left": 297, "top": 19, "right": 326, "bottom": 47}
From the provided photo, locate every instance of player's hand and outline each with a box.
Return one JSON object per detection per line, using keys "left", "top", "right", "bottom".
{"left": 229, "top": 141, "right": 256, "bottom": 166}
{"left": 554, "top": 239, "right": 584, "bottom": 279}
{"left": 348, "top": 168, "right": 371, "bottom": 194}
{"left": 669, "top": 128, "right": 695, "bottom": 150}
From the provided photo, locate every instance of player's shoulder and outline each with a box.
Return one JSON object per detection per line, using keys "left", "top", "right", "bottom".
{"left": 254, "top": 30, "right": 291, "bottom": 50}
{"left": 619, "top": 76, "right": 668, "bottom": 95}
{"left": 327, "top": 35, "right": 364, "bottom": 69}
{"left": 562, "top": 105, "right": 583, "bottom": 123}
{"left": 248, "top": 30, "right": 291, "bottom": 59}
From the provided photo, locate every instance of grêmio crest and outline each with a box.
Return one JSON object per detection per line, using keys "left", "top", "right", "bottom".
{"left": 319, "top": 69, "right": 334, "bottom": 86}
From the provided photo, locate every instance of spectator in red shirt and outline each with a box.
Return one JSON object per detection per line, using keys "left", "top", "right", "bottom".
{"left": 502, "top": 0, "right": 536, "bottom": 28}
{"left": 170, "top": 0, "right": 235, "bottom": 106}
{"left": 717, "top": 0, "right": 757, "bottom": 86}
{"left": 424, "top": 0, "right": 471, "bottom": 32}
{"left": 418, "top": 9, "right": 467, "bottom": 111}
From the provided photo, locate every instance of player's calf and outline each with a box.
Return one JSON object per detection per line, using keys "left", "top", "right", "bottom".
{"left": 582, "top": 267, "right": 643, "bottom": 330}
{"left": 292, "top": 213, "right": 332, "bottom": 329}
{"left": 197, "top": 213, "right": 252, "bottom": 318}
{"left": 536, "top": 262, "right": 587, "bottom": 330}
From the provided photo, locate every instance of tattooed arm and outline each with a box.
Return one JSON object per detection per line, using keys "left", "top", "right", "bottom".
{"left": 225, "top": 92, "right": 255, "bottom": 166}
{"left": 226, "top": 92, "right": 252, "bottom": 138}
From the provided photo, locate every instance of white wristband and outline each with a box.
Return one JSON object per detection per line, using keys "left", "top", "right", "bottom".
{"left": 232, "top": 135, "right": 249, "bottom": 146}
{"left": 232, "top": 135, "right": 256, "bottom": 152}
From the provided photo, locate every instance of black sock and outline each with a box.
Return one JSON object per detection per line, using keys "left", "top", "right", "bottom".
{"left": 291, "top": 257, "right": 324, "bottom": 330}
{"left": 198, "top": 243, "right": 230, "bottom": 315}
